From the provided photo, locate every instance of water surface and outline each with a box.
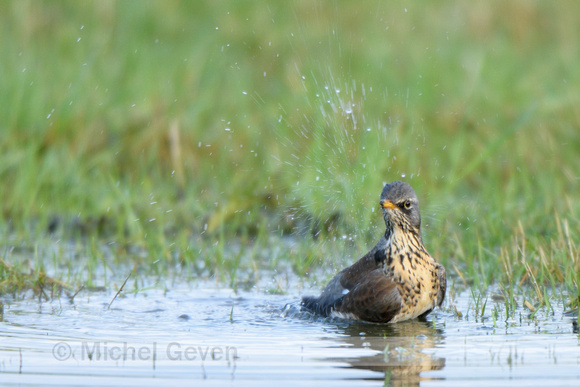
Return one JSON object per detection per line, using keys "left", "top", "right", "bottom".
{"left": 1, "top": 281, "right": 579, "bottom": 386}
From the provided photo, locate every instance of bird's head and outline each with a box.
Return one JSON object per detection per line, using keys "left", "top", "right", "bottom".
{"left": 379, "top": 181, "right": 421, "bottom": 232}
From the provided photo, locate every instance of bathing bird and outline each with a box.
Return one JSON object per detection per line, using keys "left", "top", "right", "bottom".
{"left": 301, "top": 181, "right": 446, "bottom": 323}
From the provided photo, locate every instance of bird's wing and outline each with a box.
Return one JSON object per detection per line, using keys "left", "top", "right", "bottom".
{"left": 301, "top": 239, "right": 388, "bottom": 317}
{"left": 339, "top": 245, "right": 387, "bottom": 289}
{"left": 301, "top": 251, "right": 384, "bottom": 317}
{"left": 336, "top": 269, "right": 402, "bottom": 323}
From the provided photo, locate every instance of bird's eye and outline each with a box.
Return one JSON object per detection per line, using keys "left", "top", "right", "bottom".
{"left": 404, "top": 200, "right": 412, "bottom": 209}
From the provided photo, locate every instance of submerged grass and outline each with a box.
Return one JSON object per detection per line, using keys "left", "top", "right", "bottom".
{"left": 0, "top": 254, "right": 69, "bottom": 299}
{"left": 0, "top": 2, "right": 579, "bottom": 308}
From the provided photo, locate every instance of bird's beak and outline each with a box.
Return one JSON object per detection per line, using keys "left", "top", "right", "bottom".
{"left": 380, "top": 199, "right": 396, "bottom": 210}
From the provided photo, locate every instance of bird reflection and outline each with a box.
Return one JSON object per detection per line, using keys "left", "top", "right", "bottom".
{"left": 323, "top": 319, "right": 445, "bottom": 386}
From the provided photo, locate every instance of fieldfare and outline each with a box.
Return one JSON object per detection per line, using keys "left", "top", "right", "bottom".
{"left": 301, "top": 181, "right": 446, "bottom": 323}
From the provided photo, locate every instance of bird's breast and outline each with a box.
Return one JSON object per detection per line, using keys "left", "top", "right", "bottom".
{"left": 383, "top": 240, "right": 440, "bottom": 320}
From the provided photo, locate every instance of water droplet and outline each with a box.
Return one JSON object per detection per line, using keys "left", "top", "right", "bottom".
{"left": 401, "top": 173, "right": 406, "bottom": 178}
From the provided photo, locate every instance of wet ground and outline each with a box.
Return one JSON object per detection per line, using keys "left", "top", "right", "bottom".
{"left": 1, "top": 279, "right": 579, "bottom": 386}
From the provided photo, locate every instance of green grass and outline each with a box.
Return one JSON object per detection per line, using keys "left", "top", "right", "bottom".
{"left": 0, "top": 1, "right": 579, "bottom": 309}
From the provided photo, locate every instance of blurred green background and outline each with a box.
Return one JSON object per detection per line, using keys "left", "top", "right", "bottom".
{"left": 1, "top": 1, "right": 579, "bottom": 292}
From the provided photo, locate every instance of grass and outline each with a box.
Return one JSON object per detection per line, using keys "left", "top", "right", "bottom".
{"left": 0, "top": 1, "right": 579, "bottom": 310}
{"left": 0, "top": 254, "right": 69, "bottom": 299}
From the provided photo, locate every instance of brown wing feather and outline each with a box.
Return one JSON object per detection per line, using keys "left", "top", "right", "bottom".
{"left": 337, "top": 269, "right": 401, "bottom": 323}
{"left": 301, "top": 240, "right": 388, "bottom": 318}
{"left": 339, "top": 245, "right": 387, "bottom": 289}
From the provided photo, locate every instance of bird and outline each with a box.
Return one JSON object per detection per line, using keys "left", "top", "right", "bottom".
{"left": 301, "top": 181, "right": 446, "bottom": 323}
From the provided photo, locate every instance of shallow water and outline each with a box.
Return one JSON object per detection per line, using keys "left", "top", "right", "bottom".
{"left": 1, "top": 279, "right": 579, "bottom": 386}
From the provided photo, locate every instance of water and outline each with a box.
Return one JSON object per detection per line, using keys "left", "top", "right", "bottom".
{"left": 1, "top": 281, "right": 578, "bottom": 386}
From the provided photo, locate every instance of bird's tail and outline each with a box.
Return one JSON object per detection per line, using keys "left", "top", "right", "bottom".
{"left": 301, "top": 296, "right": 325, "bottom": 316}
{"left": 301, "top": 295, "right": 339, "bottom": 317}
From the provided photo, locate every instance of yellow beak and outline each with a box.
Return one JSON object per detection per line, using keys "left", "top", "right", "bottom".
{"left": 380, "top": 199, "right": 396, "bottom": 210}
